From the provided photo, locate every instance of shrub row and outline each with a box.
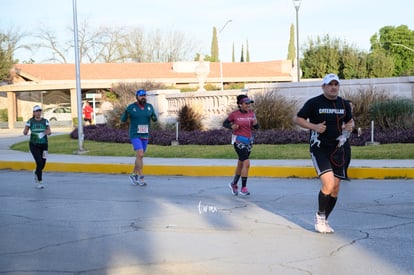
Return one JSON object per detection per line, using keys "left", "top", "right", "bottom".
{"left": 71, "top": 124, "right": 414, "bottom": 146}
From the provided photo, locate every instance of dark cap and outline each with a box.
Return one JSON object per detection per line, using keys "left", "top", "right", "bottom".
{"left": 136, "top": 89, "right": 147, "bottom": 96}
{"left": 237, "top": 94, "right": 254, "bottom": 104}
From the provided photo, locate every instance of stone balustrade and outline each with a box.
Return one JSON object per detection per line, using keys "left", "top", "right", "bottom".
{"left": 148, "top": 76, "right": 414, "bottom": 130}
{"left": 148, "top": 90, "right": 243, "bottom": 129}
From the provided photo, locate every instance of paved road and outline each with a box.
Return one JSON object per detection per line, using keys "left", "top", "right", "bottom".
{"left": 0, "top": 171, "right": 413, "bottom": 274}
{"left": 1, "top": 128, "right": 413, "bottom": 274}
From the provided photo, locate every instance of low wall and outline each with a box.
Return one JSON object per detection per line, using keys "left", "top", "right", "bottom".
{"left": 246, "top": 76, "right": 414, "bottom": 108}
{"left": 149, "top": 76, "right": 414, "bottom": 129}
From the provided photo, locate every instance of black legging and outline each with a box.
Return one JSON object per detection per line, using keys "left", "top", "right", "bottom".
{"left": 344, "top": 141, "right": 351, "bottom": 179}
{"left": 30, "top": 142, "right": 48, "bottom": 182}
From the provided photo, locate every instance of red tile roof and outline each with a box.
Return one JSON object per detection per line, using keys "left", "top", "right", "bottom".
{"left": 12, "top": 60, "right": 293, "bottom": 83}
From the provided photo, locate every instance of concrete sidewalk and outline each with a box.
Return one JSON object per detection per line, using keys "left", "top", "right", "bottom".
{"left": 0, "top": 128, "right": 413, "bottom": 179}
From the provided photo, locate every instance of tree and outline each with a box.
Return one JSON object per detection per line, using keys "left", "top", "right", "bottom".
{"left": 240, "top": 44, "right": 244, "bottom": 62}
{"left": 141, "top": 28, "right": 198, "bottom": 62}
{"left": 300, "top": 25, "right": 413, "bottom": 79}
{"left": 246, "top": 40, "right": 250, "bottom": 62}
{"left": 194, "top": 53, "right": 212, "bottom": 62}
{"left": 210, "top": 27, "right": 219, "bottom": 62}
{"left": 30, "top": 21, "right": 199, "bottom": 63}
{"left": 370, "top": 25, "right": 414, "bottom": 76}
{"left": 0, "top": 33, "right": 15, "bottom": 82}
{"left": 287, "top": 24, "right": 296, "bottom": 64}
{"left": 340, "top": 44, "right": 368, "bottom": 79}
{"left": 301, "top": 35, "right": 372, "bottom": 79}
{"left": 122, "top": 27, "right": 146, "bottom": 62}
{"left": 301, "top": 35, "right": 341, "bottom": 78}
{"left": 34, "top": 23, "right": 128, "bottom": 63}
{"left": 33, "top": 26, "right": 69, "bottom": 63}
{"left": 367, "top": 49, "right": 394, "bottom": 78}
{"left": 0, "top": 28, "right": 28, "bottom": 82}
{"left": 80, "top": 24, "right": 129, "bottom": 63}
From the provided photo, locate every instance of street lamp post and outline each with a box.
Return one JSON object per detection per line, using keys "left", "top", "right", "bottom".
{"left": 292, "top": 0, "right": 302, "bottom": 82}
{"left": 392, "top": 43, "right": 414, "bottom": 52}
{"left": 219, "top": 19, "right": 232, "bottom": 91}
{"left": 378, "top": 41, "right": 414, "bottom": 52}
{"left": 72, "top": 0, "right": 85, "bottom": 153}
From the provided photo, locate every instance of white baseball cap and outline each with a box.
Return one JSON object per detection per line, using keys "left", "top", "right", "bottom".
{"left": 33, "top": 105, "right": 42, "bottom": 112}
{"left": 322, "top": 73, "right": 340, "bottom": 85}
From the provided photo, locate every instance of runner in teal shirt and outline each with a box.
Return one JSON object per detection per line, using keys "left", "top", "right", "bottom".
{"left": 121, "top": 89, "right": 157, "bottom": 186}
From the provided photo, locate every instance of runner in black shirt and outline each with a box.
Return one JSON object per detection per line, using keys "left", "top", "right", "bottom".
{"left": 293, "top": 73, "right": 354, "bottom": 233}
{"left": 23, "top": 105, "right": 52, "bottom": 189}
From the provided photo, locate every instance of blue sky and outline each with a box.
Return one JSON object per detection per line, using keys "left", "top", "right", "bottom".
{"left": 2, "top": 0, "right": 413, "bottom": 63}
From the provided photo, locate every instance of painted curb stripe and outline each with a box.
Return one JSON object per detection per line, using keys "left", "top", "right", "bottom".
{"left": 1, "top": 161, "right": 413, "bottom": 179}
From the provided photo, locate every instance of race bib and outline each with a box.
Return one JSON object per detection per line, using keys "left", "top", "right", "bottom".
{"left": 38, "top": 132, "right": 46, "bottom": 139}
{"left": 137, "top": 125, "right": 149, "bottom": 134}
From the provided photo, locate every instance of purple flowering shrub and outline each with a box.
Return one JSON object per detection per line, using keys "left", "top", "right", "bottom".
{"left": 71, "top": 125, "right": 414, "bottom": 146}
{"left": 354, "top": 128, "right": 414, "bottom": 145}
{"left": 151, "top": 129, "right": 232, "bottom": 145}
{"left": 70, "top": 124, "right": 129, "bottom": 143}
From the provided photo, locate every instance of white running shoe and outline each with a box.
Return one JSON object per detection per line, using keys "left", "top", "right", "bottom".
{"left": 129, "top": 174, "right": 138, "bottom": 185}
{"left": 138, "top": 176, "right": 147, "bottom": 186}
{"left": 325, "top": 220, "right": 335, "bottom": 233}
{"left": 314, "top": 212, "right": 327, "bottom": 233}
{"left": 36, "top": 181, "right": 44, "bottom": 189}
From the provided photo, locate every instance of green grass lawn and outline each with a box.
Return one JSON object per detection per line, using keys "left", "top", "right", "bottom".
{"left": 10, "top": 134, "right": 414, "bottom": 159}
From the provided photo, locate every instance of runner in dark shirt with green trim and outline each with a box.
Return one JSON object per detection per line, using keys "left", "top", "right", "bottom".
{"left": 23, "top": 105, "right": 52, "bottom": 189}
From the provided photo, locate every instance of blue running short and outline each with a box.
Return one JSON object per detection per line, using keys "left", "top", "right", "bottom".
{"left": 131, "top": 138, "right": 148, "bottom": 152}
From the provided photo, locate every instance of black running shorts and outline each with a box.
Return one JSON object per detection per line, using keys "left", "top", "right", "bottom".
{"left": 233, "top": 142, "right": 252, "bottom": 161}
{"left": 310, "top": 146, "right": 346, "bottom": 179}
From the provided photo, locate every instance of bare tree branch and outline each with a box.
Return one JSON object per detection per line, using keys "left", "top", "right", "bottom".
{"left": 32, "top": 26, "right": 69, "bottom": 63}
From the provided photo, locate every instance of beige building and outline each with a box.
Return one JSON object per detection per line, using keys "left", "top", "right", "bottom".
{"left": 0, "top": 60, "right": 294, "bottom": 129}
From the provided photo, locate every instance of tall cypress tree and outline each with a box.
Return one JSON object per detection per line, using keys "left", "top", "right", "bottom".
{"left": 240, "top": 44, "right": 244, "bottom": 62}
{"left": 287, "top": 24, "right": 296, "bottom": 64}
{"left": 246, "top": 40, "right": 250, "bottom": 62}
{"left": 210, "top": 27, "right": 219, "bottom": 62}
